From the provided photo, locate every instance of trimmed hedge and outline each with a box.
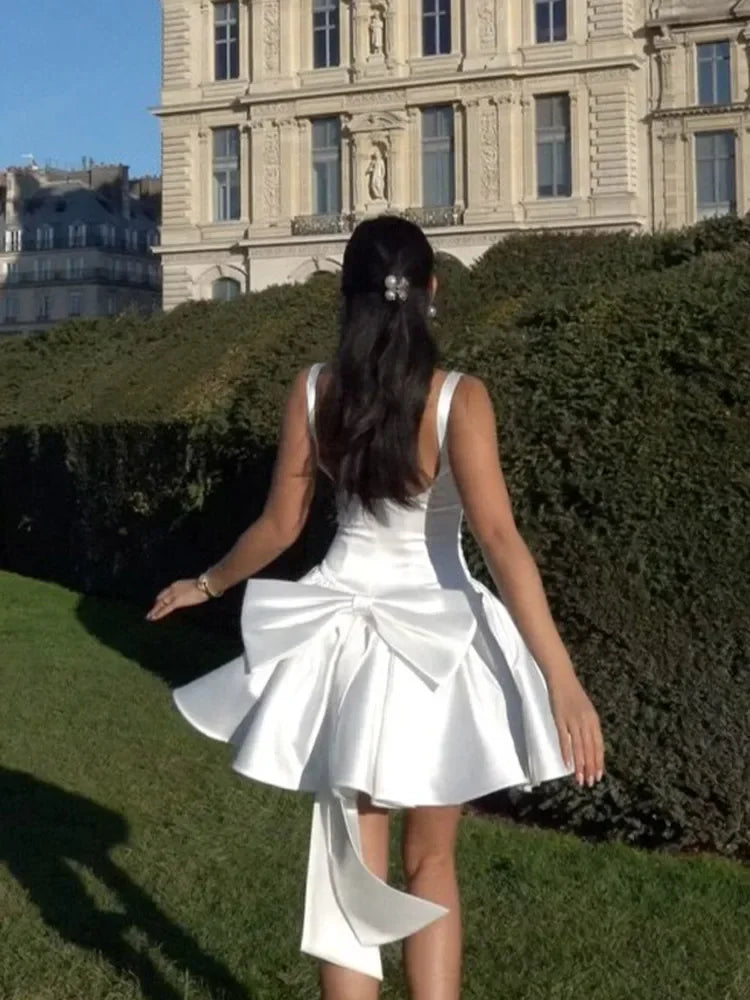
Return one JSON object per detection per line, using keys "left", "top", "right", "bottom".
{"left": 1, "top": 220, "right": 749, "bottom": 858}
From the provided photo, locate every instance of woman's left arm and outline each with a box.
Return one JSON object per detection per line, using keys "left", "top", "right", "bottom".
{"left": 147, "top": 368, "right": 316, "bottom": 621}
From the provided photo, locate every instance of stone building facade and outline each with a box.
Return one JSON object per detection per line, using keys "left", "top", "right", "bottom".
{"left": 155, "top": 1, "right": 750, "bottom": 307}
{"left": 0, "top": 164, "right": 161, "bottom": 334}
{"left": 647, "top": 1, "right": 750, "bottom": 229}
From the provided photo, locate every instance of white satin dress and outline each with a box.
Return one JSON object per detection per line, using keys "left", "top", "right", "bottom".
{"left": 173, "top": 364, "right": 575, "bottom": 980}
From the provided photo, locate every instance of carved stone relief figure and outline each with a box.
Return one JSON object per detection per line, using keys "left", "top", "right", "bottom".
{"left": 263, "top": 0, "right": 280, "bottom": 74}
{"left": 477, "top": 0, "right": 496, "bottom": 51}
{"left": 480, "top": 106, "right": 500, "bottom": 203}
{"left": 369, "top": 10, "right": 384, "bottom": 55}
{"left": 263, "top": 125, "right": 281, "bottom": 218}
{"left": 366, "top": 145, "right": 387, "bottom": 201}
{"left": 656, "top": 44, "right": 675, "bottom": 107}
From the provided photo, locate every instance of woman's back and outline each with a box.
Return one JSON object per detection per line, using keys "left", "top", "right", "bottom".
{"left": 313, "top": 364, "right": 453, "bottom": 494}
{"left": 308, "top": 363, "right": 473, "bottom": 593}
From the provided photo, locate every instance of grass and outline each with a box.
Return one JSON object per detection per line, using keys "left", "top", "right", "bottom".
{"left": 1, "top": 569, "right": 749, "bottom": 1000}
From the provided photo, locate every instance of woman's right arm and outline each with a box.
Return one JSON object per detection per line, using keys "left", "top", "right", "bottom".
{"left": 447, "top": 375, "right": 604, "bottom": 785}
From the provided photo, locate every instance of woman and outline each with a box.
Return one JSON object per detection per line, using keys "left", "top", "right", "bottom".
{"left": 147, "top": 215, "right": 605, "bottom": 1000}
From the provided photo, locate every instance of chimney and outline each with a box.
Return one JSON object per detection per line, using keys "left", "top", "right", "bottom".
{"left": 121, "top": 165, "right": 131, "bottom": 220}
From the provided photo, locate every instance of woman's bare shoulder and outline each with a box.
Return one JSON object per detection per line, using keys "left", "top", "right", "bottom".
{"left": 453, "top": 371, "right": 491, "bottom": 406}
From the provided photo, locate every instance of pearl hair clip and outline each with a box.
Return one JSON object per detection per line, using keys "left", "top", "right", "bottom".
{"left": 384, "top": 274, "right": 410, "bottom": 302}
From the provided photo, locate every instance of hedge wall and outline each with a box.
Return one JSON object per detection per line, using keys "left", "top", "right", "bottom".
{"left": 1, "top": 222, "right": 749, "bottom": 858}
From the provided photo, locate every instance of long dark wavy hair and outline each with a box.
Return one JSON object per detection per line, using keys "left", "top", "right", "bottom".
{"left": 316, "top": 215, "right": 439, "bottom": 514}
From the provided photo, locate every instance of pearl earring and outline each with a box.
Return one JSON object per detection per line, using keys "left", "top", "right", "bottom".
{"left": 428, "top": 303, "right": 437, "bottom": 319}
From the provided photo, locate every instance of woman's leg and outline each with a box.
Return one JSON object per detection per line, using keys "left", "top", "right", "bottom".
{"left": 319, "top": 792, "right": 391, "bottom": 1000}
{"left": 401, "top": 804, "right": 463, "bottom": 1000}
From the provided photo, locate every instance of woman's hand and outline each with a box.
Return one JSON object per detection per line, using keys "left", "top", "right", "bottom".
{"left": 549, "top": 674, "right": 605, "bottom": 788}
{"left": 146, "top": 579, "right": 209, "bottom": 622}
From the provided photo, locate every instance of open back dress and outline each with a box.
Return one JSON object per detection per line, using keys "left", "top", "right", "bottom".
{"left": 173, "top": 364, "right": 575, "bottom": 980}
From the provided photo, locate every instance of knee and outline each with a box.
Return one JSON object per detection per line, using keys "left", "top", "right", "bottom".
{"left": 401, "top": 844, "right": 456, "bottom": 885}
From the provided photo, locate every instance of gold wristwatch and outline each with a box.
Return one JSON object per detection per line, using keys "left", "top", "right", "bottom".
{"left": 197, "top": 572, "right": 223, "bottom": 599}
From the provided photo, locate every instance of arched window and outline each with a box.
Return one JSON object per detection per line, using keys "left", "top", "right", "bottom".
{"left": 212, "top": 277, "right": 242, "bottom": 301}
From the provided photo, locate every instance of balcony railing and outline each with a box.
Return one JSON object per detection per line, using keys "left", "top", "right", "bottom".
{"left": 5, "top": 237, "right": 159, "bottom": 255}
{"left": 404, "top": 205, "right": 465, "bottom": 228}
{"left": 291, "top": 213, "right": 355, "bottom": 236}
{"left": 0, "top": 266, "right": 161, "bottom": 291}
{"left": 290, "top": 206, "right": 465, "bottom": 236}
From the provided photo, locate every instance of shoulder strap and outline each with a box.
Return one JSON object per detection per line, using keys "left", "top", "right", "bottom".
{"left": 436, "top": 371, "right": 463, "bottom": 451}
{"left": 306, "top": 362, "right": 325, "bottom": 442}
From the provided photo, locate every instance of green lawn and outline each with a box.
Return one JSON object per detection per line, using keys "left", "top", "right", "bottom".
{"left": 1, "top": 570, "right": 749, "bottom": 1000}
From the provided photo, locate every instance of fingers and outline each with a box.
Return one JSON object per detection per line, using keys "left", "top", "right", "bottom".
{"left": 561, "top": 713, "right": 605, "bottom": 788}
{"left": 146, "top": 579, "right": 205, "bottom": 622}
{"left": 146, "top": 599, "right": 171, "bottom": 621}
{"left": 569, "top": 721, "right": 587, "bottom": 787}
{"left": 146, "top": 584, "right": 177, "bottom": 622}
{"left": 579, "top": 719, "right": 597, "bottom": 787}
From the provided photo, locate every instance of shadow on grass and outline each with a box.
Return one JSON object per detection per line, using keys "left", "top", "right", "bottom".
{"left": 75, "top": 591, "right": 242, "bottom": 689}
{"left": 1, "top": 767, "right": 252, "bottom": 1000}
{"left": 72, "top": 478, "right": 337, "bottom": 690}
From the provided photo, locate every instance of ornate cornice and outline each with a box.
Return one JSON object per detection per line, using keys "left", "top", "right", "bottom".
{"left": 153, "top": 58, "right": 641, "bottom": 119}
{"left": 651, "top": 100, "right": 750, "bottom": 120}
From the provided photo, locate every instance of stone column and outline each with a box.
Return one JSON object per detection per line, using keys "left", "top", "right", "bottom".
{"left": 261, "top": 0, "right": 281, "bottom": 79}
{"left": 679, "top": 130, "right": 691, "bottom": 227}
{"left": 452, "top": 101, "right": 466, "bottom": 214}
{"left": 239, "top": 0, "right": 253, "bottom": 80}
{"left": 497, "top": 88, "right": 517, "bottom": 218}
{"left": 240, "top": 123, "right": 252, "bottom": 222}
{"left": 298, "top": 120, "right": 312, "bottom": 216}
{"left": 659, "top": 132, "right": 681, "bottom": 229}
{"left": 569, "top": 89, "right": 585, "bottom": 203}
{"left": 341, "top": 123, "right": 353, "bottom": 215}
{"left": 519, "top": 95, "right": 535, "bottom": 206}
{"left": 248, "top": 119, "right": 263, "bottom": 225}
{"left": 197, "top": 127, "right": 211, "bottom": 224}
{"left": 384, "top": 2, "right": 397, "bottom": 70}
{"left": 406, "top": 108, "right": 420, "bottom": 210}
{"left": 260, "top": 121, "right": 282, "bottom": 226}
{"left": 740, "top": 25, "right": 750, "bottom": 103}
{"left": 654, "top": 37, "right": 678, "bottom": 111}
{"left": 741, "top": 123, "right": 750, "bottom": 217}
{"left": 278, "top": 117, "right": 297, "bottom": 220}
{"left": 350, "top": 133, "right": 363, "bottom": 215}
{"left": 479, "top": 99, "right": 501, "bottom": 210}
{"left": 278, "top": 0, "right": 293, "bottom": 78}
{"left": 199, "top": 0, "right": 211, "bottom": 83}
{"left": 464, "top": 0, "right": 502, "bottom": 71}
{"left": 388, "top": 128, "right": 405, "bottom": 210}
{"left": 464, "top": 96, "right": 506, "bottom": 222}
{"left": 463, "top": 98, "right": 482, "bottom": 215}
{"left": 350, "top": 2, "right": 364, "bottom": 78}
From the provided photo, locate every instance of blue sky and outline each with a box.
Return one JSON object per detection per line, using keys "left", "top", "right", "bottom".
{"left": 2, "top": 0, "right": 161, "bottom": 177}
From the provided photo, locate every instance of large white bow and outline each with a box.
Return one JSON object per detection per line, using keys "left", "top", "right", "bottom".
{"left": 240, "top": 577, "right": 478, "bottom": 978}
{"left": 241, "top": 578, "right": 477, "bottom": 690}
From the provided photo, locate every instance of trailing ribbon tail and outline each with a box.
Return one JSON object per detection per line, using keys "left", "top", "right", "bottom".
{"left": 301, "top": 789, "right": 449, "bottom": 980}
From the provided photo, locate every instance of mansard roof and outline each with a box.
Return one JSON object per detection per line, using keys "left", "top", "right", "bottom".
{"left": 0, "top": 179, "right": 158, "bottom": 234}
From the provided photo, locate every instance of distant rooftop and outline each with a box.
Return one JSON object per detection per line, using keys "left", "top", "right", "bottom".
{"left": 0, "top": 161, "right": 161, "bottom": 231}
